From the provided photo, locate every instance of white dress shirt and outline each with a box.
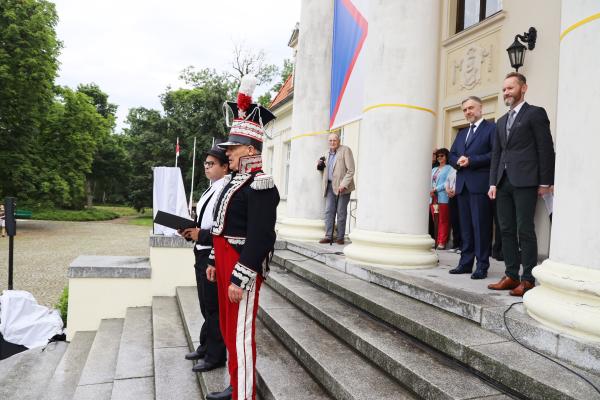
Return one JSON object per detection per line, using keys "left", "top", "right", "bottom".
{"left": 195, "top": 176, "right": 227, "bottom": 250}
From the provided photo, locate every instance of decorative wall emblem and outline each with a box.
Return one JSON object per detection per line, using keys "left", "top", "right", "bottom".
{"left": 453, "top": 45, "right": 493, "bottom": 90}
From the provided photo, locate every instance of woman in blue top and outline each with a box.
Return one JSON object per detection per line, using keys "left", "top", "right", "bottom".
{"left": 430, "top": 148, "right": 453, "bottom": 249}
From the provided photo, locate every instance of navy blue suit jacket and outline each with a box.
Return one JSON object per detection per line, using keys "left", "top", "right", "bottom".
{"left": 449, "top": 119, "right": 496, "bottom": 194}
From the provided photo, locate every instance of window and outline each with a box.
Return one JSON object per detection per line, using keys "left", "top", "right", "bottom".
{"left": 284, "top": 142, "right": 291, "bottom": 196}
{"left": 456, "top": 0, "right": 502, "bottom": 33}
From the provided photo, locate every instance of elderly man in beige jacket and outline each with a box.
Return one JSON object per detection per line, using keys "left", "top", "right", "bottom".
{"left": 318, "top": 133, "right": 356, "bottom": 244}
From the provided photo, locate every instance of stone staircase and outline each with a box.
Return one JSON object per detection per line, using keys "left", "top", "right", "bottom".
{"left": 2, "top": 243, "right": 600, "bottom": 400}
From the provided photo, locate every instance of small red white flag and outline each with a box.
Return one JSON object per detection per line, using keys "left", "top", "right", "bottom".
{"left": 176, "top": 137, "right": 180, "bottom": 157}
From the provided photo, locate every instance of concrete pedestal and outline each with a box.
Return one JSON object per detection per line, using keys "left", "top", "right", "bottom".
{"left": 344, "top": 1, "right": 440, "bottom": 269}
{"left": 524, "top": 1, "right": 600, "bottom": 341}
{"left": 278, "top": 0, "right": 333, "bottom": 241}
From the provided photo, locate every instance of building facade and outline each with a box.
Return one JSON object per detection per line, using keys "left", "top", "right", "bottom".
{"left": 264, "top": 1, "right": 600, "bottom": 340}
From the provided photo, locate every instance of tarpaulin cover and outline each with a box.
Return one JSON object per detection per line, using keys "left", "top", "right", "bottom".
{"left": 0, "top": 290, "right": 63, "bottom": 349}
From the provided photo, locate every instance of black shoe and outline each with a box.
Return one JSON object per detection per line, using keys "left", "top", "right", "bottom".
{"left": 206, "top": 385, "right": 233, "bottom": 400}
{"left": 449, "top": 266, "right": 472, "bottom": 274}
{"left": 185, "top": 349, "right": 205, "bottom": 361}
{"left": 471, "top": 270, "right": 488, "bottom": 279}
{"left": 192, "top": 359, "right": 226, "bottom": 373}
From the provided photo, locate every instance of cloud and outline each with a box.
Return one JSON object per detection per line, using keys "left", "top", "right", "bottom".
{"left": 53, "top": 0, "right": 300, "bottom": 131}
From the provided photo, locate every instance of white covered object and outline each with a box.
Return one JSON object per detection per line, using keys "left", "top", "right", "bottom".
{"left": 153, "top": 166, "right": 190, "bottom": 236}
{"left": 0, "top": 290, "right": 63, "bottom": 349}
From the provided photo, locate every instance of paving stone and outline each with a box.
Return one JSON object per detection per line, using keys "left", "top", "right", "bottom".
{"left": 111, "top": 376, "right": 154, "bottom": 400}
{"left": 481, "top": 304, "right": 559, "bottom": 357}
{"left": 0, "top": 342, "right": 67, "bottom": 400}
{"left": 67, "top": 255, "right": 151, "bottom": 278}
{"left": 114, "top": 307, "right": 153, "bottom": 380}
{"left": 259, "top": 297, "right": 418, "bottom": 399}
{"left": 78, "top": 318, "right": 123, "bottom": 386}
{"left": 465, "top": 341, "right": 600, "bottom": 400}
{"left": 176, "top": 286, "right": 203, "bottom": 350}
{"left": 273, "top": 247, "right": 600, "bottom": 400}
{"left": 266, "top": 271, "right": 501, "bottom": 400}
{"left": 256, "top": 318, "right": 332, "bottom": 400}
{"left": 153, "top": 296, "right": 188, "bottom": 348}
{"left": 43, "top": 331, "right": 96, "bottom": 400}
{"left": 154, "top": 346, "right": 202, "bottom": 400}
{"left": 72, "top": 382, "right": 113, "bottom": 400}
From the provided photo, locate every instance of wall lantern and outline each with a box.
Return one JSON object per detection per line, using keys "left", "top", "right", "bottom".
{"left": 506, "top": 27, "right": 537, "bottom": 71}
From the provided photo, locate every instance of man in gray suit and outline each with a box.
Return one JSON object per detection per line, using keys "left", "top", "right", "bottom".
{"left": 488, "top": 72, "right": 555, "bottom": 296}
{"left": 318, "top": 133, "right": 355, "bottom": 245}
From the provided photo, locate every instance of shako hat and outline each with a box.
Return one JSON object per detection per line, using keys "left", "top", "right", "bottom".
{"left": 218, "top": 75, "right": 276, "bottom": 152}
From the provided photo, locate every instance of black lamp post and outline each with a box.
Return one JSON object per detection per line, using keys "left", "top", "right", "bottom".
{"left": 506, "top": 27, "right": 537, "bottom": 72}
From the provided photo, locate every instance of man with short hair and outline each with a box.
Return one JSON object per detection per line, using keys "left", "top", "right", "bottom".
{"left": 204, "top": 75, "right": 279, "bottom": 400}
{"left": 180, "top": 146, "right": 229, "bottom": 373}
{"left": 488, "top": 72, "right": 555, "bottom": 296}
{"left": 318, "top": 133, "right": 355, "bottom": 245}
{"left": 449, "top": 96, "right": 495, "bottom": 279}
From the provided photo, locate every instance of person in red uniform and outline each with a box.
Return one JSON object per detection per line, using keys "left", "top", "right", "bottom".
{"left": 205, "top": 75, "right": 279, "bottom": 400}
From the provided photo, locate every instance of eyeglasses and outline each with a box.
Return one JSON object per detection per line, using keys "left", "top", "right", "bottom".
{"left": 203, "top": 161, "right": 216, "bottom": 168}
{"left": 436, "top": 155, "right": 446, "bottom": 159}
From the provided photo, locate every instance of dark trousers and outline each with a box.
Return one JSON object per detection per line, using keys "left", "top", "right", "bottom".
{"left": 496, "top": 177, "right": 538, "bottom": 283}
{"left": 457, "top": 187, "right": 492, "bottom": 272}
{"left": 449, "top": 196, "right": 461, "bottom": 249}
{"left": 194, "top": 248, "right": 226, "bottom": 364}
{"left": 491, "top": 200, "right": 503, "bottom": 258}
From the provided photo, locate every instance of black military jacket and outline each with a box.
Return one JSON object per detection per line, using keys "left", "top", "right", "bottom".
{"left": 210, "top": 156, "right": 280, "bottom": 290}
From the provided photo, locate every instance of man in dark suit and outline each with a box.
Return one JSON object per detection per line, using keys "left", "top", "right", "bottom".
{"left": 449, "top": 96, "right": 495, "bottom": 279}
{"left": 488, "top": 72, "right": 555, "bottom": 296}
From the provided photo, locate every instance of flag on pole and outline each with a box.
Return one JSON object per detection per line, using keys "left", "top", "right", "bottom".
{"left": 175, "top": 137, "right": 180, "bottom": 167}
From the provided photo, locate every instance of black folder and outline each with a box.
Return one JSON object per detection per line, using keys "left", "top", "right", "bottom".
{"left": 153, "top": 210, "right": 195, "bottom": 230}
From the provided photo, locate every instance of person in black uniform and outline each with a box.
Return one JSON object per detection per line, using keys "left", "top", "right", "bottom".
{"left": 180, "top": 146, "right": 229, "bottom": 372}
{"left": 204, "top": 75, "right": 279, "bottom": 400}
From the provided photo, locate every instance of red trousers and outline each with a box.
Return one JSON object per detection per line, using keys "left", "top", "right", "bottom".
{"left": 213, "top": 236, "right": 263, "bottom": 400}
{"left": 430, "top": 203, "right": 450, "bottom": 246}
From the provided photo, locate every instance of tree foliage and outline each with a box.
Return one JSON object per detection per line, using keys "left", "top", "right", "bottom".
{"left": 0, "top": 0, "right": 61, "bottom": 201}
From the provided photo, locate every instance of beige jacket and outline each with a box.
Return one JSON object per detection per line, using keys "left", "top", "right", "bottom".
{"left": 320, "top": 145, "right": 356, "bottom": 196}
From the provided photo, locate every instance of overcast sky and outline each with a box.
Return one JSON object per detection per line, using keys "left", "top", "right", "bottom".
{"left": 53, "top": 0, "right": 300, "bottom": 131}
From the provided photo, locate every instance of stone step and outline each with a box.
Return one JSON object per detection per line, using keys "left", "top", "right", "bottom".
{"left": 258, "top": 285, "right": 418, "bottom": 400}
{"left": 176, "top": 286, "right": 327, "bottom": 400}
{"left": 43, "top": 331, "right": 96, "bottom": 400}
{"left": 0, "top": 341, "right": 68, "bottom": 400}
{"left": 74, "top": 318, "right": 124, "bottom": 400}
{"left": 152, "top": 296, "right": 202, "bottom": 400}
{"left": 272, "top": 248, "right": 600, "bottom": 400}
{"left": 111, "top": 306, "right": 154, "bottom": 400}
{"left": 265, "top": 266, "right": 504, "bottom": 400}
{"left": 281, "top": 240, "right": 600, "bottom": 377}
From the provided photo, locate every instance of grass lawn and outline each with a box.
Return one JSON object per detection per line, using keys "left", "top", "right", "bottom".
{"left": 31, "top": 207, "right": 120, "bottom": 221}
{"left": 30, "top": 205, "right": 151, "bottom": 222}
{"left": 128, "top": 214, "right": 153, "bottom": 227}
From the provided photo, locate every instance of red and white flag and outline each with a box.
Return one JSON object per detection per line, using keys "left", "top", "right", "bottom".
{"left": 175, "top": 137, "right": 180, "bottom": 167}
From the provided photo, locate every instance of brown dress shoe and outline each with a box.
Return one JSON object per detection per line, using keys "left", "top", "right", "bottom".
{"left": 319, "top": 238, "right": 332, "bottom": 244}
{"left": 487, "top": 276, "right": 520, "bottom": 290}
{"left": 509, "top": 280, "right": 535, "bottom": 296}
{"left": 335, "top": 239, "right": 345, "bottom": 245}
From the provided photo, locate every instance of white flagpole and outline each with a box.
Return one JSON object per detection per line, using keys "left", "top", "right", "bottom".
{"left": 188, "top": 136, "right": 197, "bottom": 214}
{"left": 175, "top": 136, "right": 179, "bottom": 167}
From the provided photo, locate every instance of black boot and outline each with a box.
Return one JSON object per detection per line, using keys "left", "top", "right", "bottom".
{"left": 206, "top": 385, "right": 233, "bottom": 400}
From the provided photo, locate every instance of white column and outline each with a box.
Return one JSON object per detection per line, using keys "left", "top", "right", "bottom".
{"left": 524, "top": 1, "right": 600, "bottom": 340}
{"left": 343, "top": 1, "right": 440, "bottom": 269}
{"left": 278, "top": 0, "right": 333, "bottom": 241}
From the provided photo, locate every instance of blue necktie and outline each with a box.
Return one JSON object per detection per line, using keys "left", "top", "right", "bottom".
{"left": 465, "top": 124, "right": 475, "bottom": 144}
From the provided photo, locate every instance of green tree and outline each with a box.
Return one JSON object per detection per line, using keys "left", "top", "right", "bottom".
{"left": 0, "top": 0, "right": 61, "bottom": 201}
{"left": 37, "top": 87, "right": 108, "bottom": 208}
{"left": 258, "top": 58, "right": 293, "bottom": 107}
